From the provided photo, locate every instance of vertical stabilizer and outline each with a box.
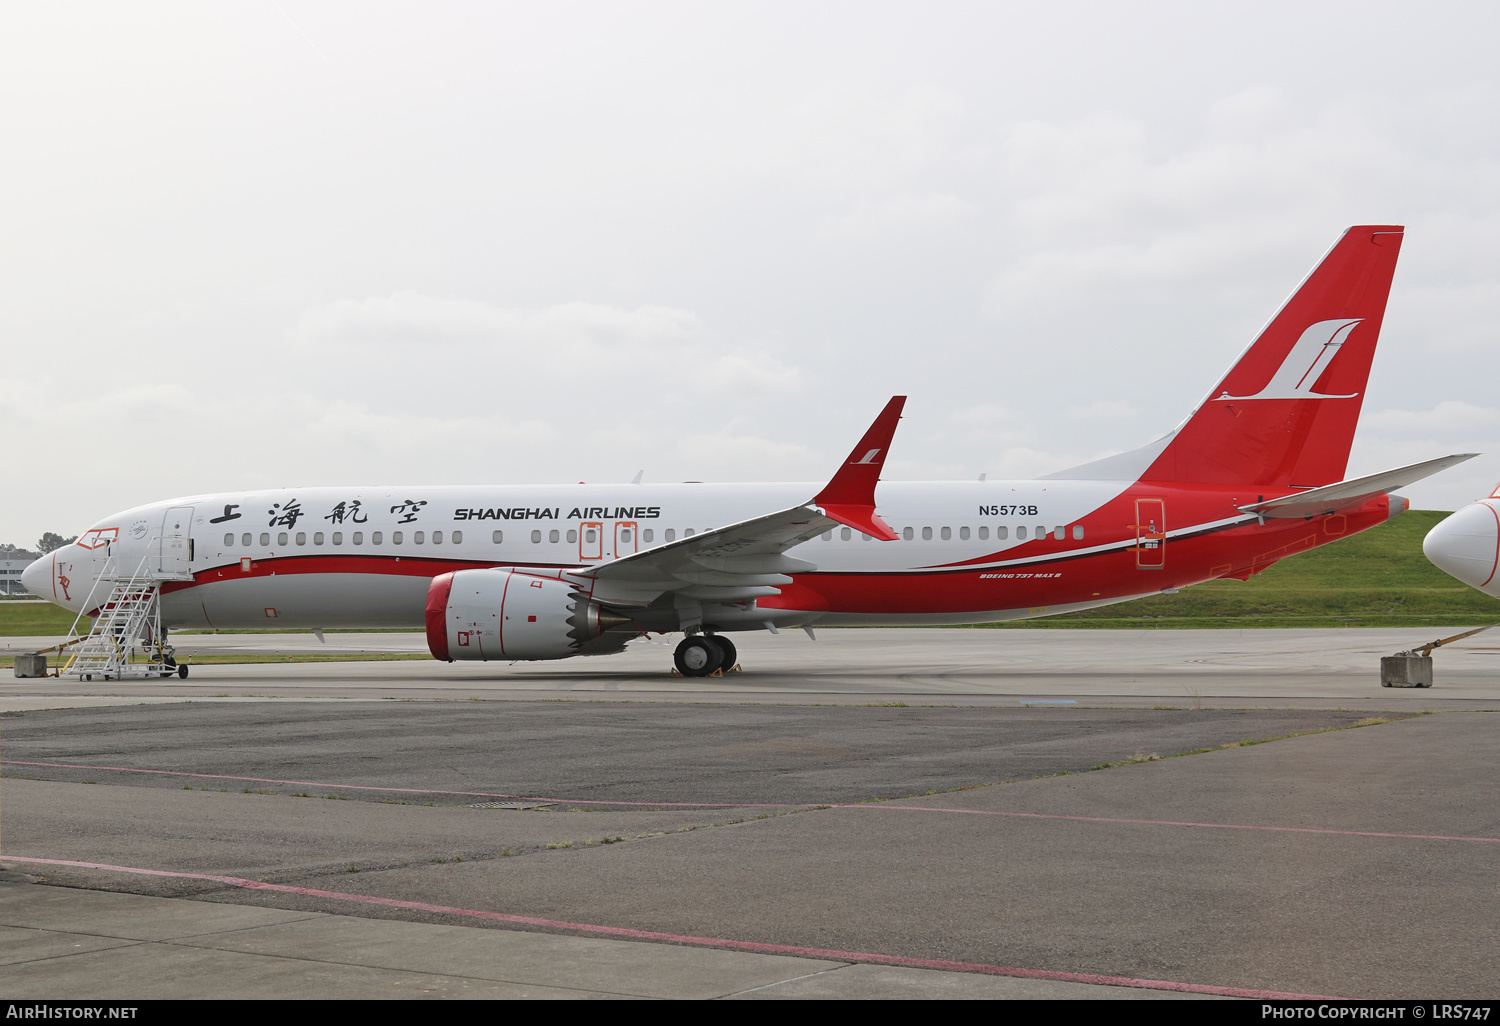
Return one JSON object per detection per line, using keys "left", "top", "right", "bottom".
{"left": 1139, "top": 225, "right": 1404, "bottom": 488}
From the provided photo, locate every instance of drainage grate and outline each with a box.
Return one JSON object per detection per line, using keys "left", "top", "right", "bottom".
{"left": 468, "top": 801, "right": 555, "bottom": 810}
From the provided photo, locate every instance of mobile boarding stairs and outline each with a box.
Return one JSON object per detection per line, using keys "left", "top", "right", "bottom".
{"left": 44, "top": 547, "right": 191, "bottom": 681}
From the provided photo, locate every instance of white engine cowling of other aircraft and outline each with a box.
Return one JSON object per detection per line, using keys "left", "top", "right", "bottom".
{"left": 1423, "top": 499, "right": 1500, "bottom": 597}
{"left": 425, "top": 569, "right": 630, "bottom": 661}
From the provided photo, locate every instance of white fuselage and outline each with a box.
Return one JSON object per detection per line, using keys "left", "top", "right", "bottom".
{"left": 30, "top": 478, "right": 1142, "bottom": 631}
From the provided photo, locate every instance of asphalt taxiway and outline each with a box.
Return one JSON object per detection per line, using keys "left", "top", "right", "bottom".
{"left": 2, "top": 629, "right": 1497, "bottom": 999}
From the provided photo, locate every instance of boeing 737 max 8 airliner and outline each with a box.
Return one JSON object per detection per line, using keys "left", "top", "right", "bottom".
{"left": 23, "top": 225, "right": 1475, "bottom": 676}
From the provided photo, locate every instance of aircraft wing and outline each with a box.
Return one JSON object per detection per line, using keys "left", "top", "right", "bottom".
{"left": 1239, "top": 454, "right": 1478, "bottom": 520}
{"left": 578, "top": 397, "right": 905, "bottom": 604}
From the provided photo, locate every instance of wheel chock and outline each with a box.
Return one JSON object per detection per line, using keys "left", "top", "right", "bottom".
{"left": 670, "top": 667, "right": 683, "bottom": 677}
{"left": 709, "top": 667, "right": 724, "bottom": 677}
{"left": 728, "top": 663, "right": 742, "bottom": 673}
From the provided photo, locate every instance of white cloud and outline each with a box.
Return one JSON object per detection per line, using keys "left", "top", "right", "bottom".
{"left": 825, "top": 193, "right": 977, "bottom": 238}
{"left": 9, "top": 5, "right": 1500, "bottom": 543}
{"left": 1362, "top": 401, "right": 1500, "bottom": 435}
{"left": 1067, "top": 400, "right": 1140, "bottom": 419}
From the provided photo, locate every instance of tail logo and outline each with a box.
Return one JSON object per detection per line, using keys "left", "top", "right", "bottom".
{"left": 853, "top": 449, "right": 883, "bottom": 465}
{"left": 1216, "top": 318, "right": 1363, "bottom": 401}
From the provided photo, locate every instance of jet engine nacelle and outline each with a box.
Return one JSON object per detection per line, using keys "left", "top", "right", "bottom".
{"left": 426, "top": 569, "right": 603, "bottom": 661}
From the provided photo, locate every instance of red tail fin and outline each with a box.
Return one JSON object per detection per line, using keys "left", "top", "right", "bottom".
{"left": 1141, "top": 225, "right": 1404, "bottom": 488}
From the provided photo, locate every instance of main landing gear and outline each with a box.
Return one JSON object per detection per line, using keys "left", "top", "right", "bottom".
{"left": 672, "top": 635, "right": 739, "bottom": 678}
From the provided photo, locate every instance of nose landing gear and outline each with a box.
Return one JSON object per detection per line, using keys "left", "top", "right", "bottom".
{"left": 672, "top": 634, "right": 740, "bottom": 677}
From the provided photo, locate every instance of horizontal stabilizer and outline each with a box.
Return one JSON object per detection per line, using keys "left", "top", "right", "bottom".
{"left": 1240, "top": 454, "right": 1478, "bottom": 519}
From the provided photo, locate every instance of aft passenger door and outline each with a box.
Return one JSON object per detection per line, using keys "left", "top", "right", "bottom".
{"left": 1134, "top": 499, "right": 1165, "bottom": 569}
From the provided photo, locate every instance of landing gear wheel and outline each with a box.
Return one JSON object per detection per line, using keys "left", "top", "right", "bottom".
{"left": 674, "top": 636, "right": 723, "bottom": 677}
{"left": 710, "top": 635, "right": 737, "bottom": 672}
{"left": 177, "top": 664, "right": 189, "bottom": 679}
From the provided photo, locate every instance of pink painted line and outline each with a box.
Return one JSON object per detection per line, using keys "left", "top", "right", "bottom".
{"left": 8, "top": 758, "right": 1495, "bottom": 845}
{"left": 839, "top": 804, "right": 1500, "bottom": 845}
{"left": 0, "top": 855, "right": 1338, "bottom": 1000}
{"left": 0, "top": 760, "right": 796, "bottom": 809}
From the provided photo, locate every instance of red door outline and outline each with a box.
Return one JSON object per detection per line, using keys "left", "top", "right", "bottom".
{"left": 1134, "top": 499, "right": 1166, "bottom": 569}
{"left": 579, "top": 522, "right": 603, "bottom": 560}
{"left": 615, "top": 521, "right": 639, "bottom": 558}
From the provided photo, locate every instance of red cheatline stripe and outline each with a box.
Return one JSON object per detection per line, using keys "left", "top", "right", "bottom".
{"left": 0, "top": 855, "right": 1338, "bottom": 999}
{"left": 0, "top": 760, "right": 796, "bottom": 809}
{"left": 839, "top": 804, "right": 1500, "bottom": 844}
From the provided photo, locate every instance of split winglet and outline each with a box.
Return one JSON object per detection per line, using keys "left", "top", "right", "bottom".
{"left": 811, "top": 396, "right": 906, "bottom": 541}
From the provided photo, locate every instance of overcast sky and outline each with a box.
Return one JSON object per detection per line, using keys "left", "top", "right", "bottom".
{"left": 5, "top": 2, "right": 1500, "bottom": 545}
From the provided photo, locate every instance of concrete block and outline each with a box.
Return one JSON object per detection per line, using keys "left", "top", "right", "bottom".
{"left": 1381, "top": 654, "right": 1432, "bottom": 688}
{"left": 13, "top": 653, "right": 47, "bottom": 678}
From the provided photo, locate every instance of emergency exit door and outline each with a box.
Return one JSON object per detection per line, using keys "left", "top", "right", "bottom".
{"left": 579, "top": 522, "right": 603, "bottom": 560}
{"left": 615, "top": 521, "right": 638, "bottom": 557}
{"left": 1134, "top": 499, "right": 1165, "bottom": 568}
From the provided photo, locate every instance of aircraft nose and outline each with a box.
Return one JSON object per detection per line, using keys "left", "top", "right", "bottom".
{"left": 1424, "top": 502, "right": 1500, "bottom": 591}
{"left": 21, "top": 553, "right": 53, "bottom": 599}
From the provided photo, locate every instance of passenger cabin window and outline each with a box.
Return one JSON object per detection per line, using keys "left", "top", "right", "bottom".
{"left": 224, "top": 533, "right": 234, "bottom": 546}
{"left": 353, "top": 531, "right": 362, "bottom": 545}
{"left": 940, "top": 527, "right": 951, "bottom": 541}
{"left": 568, "top": 529, "right": 578, "bottom": 543}
{"left": 902, "top": 526, "right": 913, "bottom": 540}
{"left": 862, "top": 533, "right": 871, "bottom": 541}
{"left": 959, "top": 526, "right": 970, "bottom": 541}
{"left": 372, "top": 531, "right": 383, "bottom": 545}
{"left": 491, "top": 530, "right": 502, "bottom": 544}
{"left": 685, "top": 528, "right": 696, "bottom": 537}
{"left": 241, "top": 533, "right": 252, "bottom": 547}
{"left": 921, "top": 527, "right": 932, "bottom": 540}
{"left": 822, "top": 531, "right": 832, "bottom": 541}
{"left": 260, "top": 533, "right": 270, "bottom": 546}
{"left": 1053, "top": 526, "right": 1064, "bottom": 541}
{"left": 332, "top": 532, "right": 342, "bottom": 545}
{"left": 666, "top": 529, "right": 676, "bottom": 542}
{"left": 452, "top": 531, "right": 462, "bottom": 544}
{"left": 549, "top": 529, "right": 560, "bottom": 543}
{"left": 414, "top": 531, "right": 424, "bottom": 544}
{"left": 531, "top": 530, "right": 542, "bottom": 543}
{"left": 620, "top": 529, "right": 632, "bottom": 543}
{"left": 392, "top": 531, "right": 402, "bottom": 544}
{"left": 585, "top": 528, "right": 597, "bottom": 543}
{"left": 978, "top": 526, "right": 989, "bottom": 540}
{"left": 313, "top": 532, "right": 324, "bottom": 545}
{"left": 841, "top": 527, "right": 852, "bottom": 541}
{"left": 641, "top": 529, "right": 652, "bottom": 543}
{"left": 996, "top": 526, "right": 1007, "bottom": 540}
{"left": 432, "top": 531, "right": 443, "bottom": 544}
{"left": 1017, "top": 526, "right": 1027, "bottom": 540}
{"left": 296, "top": 532, "right": 307, "bottom": 546}
{"left": 278, "top": 532, "right": 289, "bottom": 546}
{"left": 1035, "top": 524, "right": 1045, "bottom": 539}
{"left": 1073, "top": 525, "right": 1084, "bottom": 540}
